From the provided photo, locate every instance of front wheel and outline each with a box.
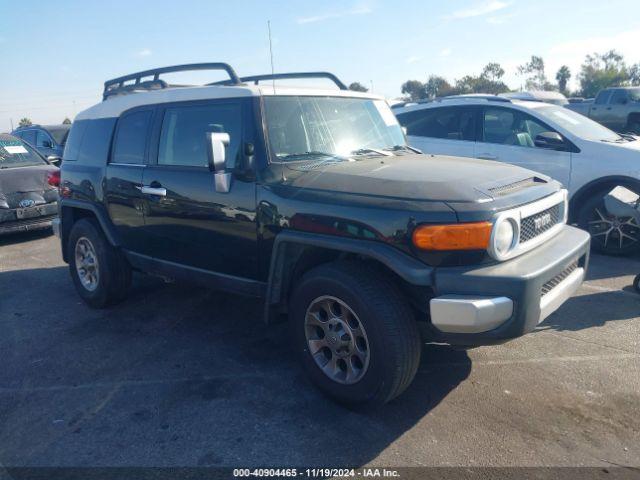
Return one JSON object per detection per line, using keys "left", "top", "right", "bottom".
{"left": 577, "top": 193, "right": 640, "bottom": 256}
{"left": 289, "top": 261, "right": 421, "bottom": 406}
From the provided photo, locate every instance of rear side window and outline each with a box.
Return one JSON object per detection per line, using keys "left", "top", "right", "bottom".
{"left": 158, "top": 103, "right": 241, "bottom": 168}
{"left": 112, "top": 110, "right": 152, "bottom": 164}
{"left": 595, "top": 90, "right": 612, "bottom": 105}
{"left": 396, "top": 107, "right": 476, "bottom": 141}
{"left": 65, "top": 119, "right": 116, "bottom": 164}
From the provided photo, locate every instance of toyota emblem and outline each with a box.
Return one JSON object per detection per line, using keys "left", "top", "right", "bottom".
{"left": 19, "top": 199, "right": 36, "bottom": 208}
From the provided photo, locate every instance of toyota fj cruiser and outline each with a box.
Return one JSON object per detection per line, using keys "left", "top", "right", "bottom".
{"left": 55, "top": 63, "right": 590, "bottom": 405}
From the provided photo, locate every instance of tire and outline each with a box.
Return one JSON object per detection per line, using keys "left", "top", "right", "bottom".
{"left": 289, "top": 261, "right": 421, "bottom": 406}
{"left": 634, "top": 274, "right": 640, "bottom": 294}
{"left": 67, "top": 218, "right": 131, "bottom": 308}
{"left": 577, "top": 191, "right": 640, "bottom": 256}
{"left": 625, "top": 121, "right": 640, "bottom": 135}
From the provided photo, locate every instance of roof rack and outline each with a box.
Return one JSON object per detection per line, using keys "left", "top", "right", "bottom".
{"left": 103, "top": 63, "right": 242, "bottom": 100}
{"left": 211, "top": 72, "right": 348, "bottom": 90}
{"left": 439, "top": 94, "right": 511, "bottom": 103}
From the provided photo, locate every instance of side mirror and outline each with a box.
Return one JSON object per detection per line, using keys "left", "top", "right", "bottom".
{"left": 206, "top": 132, "right": 232, "bottom": 193}
{"left": 46, "top": 155, "right": 62, "bottom": 166}
{"left": 534, "top": 132, "right": 565, "bottom": 150}
{"left": 42, "top": 140, "right": 53, "bottom": 148}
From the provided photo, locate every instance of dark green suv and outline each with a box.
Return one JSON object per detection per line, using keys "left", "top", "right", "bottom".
{"left": 55, "top": 63, "right": 590, "bottom": 405}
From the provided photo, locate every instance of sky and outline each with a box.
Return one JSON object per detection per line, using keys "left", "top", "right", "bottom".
{"left": 0, "top": 0, "right": 639, "bottom": 131}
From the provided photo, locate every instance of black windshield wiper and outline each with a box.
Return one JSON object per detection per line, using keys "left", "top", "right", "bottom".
{"left": 278, "top": 151, "right": 348, "bottom": 161}
{"left": 349, "top": 147, "right": 392, "bottom": 157}
{"left": 382, "top": 144, "right": 422, "bottom": 154}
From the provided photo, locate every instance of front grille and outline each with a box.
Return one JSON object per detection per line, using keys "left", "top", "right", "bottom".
{"left": 488, "top": 177, "right": 546, "bottom": 196}
{"left": 520, "top": 203, "right": 562, "bottom": 243}
{"left": 541, "top": 261, "right": 579, "bottom": 296}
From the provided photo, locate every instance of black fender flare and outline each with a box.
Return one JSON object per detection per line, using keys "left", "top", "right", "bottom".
{"left": 59, "top": 199, "right": 121, "bottom": 261}
{"left": 264, "top": 230, "right": 434, "bottom": 323}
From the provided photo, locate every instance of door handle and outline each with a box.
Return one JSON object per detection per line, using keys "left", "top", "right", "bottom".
{"left": 477, "top": 153, "right": 498, "bottom": 160}
{"left": 137, "top": 185, "right": 167, "bottom": 196}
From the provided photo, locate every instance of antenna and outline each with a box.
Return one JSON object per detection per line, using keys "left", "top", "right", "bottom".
{"left": 267, "top": 20, "right": 275, "bottom": 93}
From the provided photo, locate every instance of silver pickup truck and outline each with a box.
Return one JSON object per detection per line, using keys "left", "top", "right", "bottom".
{"left": 566, "top": 87, "right": 640, "bottom": 134}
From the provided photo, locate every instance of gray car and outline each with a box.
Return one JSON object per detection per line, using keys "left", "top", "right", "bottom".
{"left": 11, "top": 124, "right": 71, "bottom": 164}
{"left": 566, "top": 87, "right": 640, "bottom": 134}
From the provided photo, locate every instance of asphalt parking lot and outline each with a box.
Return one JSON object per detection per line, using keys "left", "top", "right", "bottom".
{"left": 0, "top": 230, "right": 639, "bottom": 469}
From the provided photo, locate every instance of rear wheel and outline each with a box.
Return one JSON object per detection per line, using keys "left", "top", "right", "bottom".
{"left": 68, "top": 218, "right": 131, "bottom": 308}
{"left": 625, "top": 120, "right": 640, "bottom": 135}
{"left": 289, "top": 261, "right": 421, "bottom": 405}
{"left": 577, "top": 193, "right": 640, "bottom": 255}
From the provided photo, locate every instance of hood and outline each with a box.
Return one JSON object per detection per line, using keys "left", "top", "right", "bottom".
{"left": 280, "top": 154, "right": 552, "bottom": 203}
{"left": 0, "top": 164, "right": 58, "bottom": 208}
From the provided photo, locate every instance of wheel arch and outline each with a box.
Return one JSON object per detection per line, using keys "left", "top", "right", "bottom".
{"left": 264, "top": 230, "right": 434, "bottom": 324}
{"left": 59, "top": 199, "right": 121, "bottom": 263}
{"left": 627, "top": 112, "right": 640, "bottom": 125}
{"left": 569, "top": 175, "right": 640, "bottom": 223}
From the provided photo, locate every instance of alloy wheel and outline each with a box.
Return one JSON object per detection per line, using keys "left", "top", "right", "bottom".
{"left": 304, "top": 295, "right": 370, "bottom": 385}
{"left": 588, "top": 207, "right": 640, "bottom": 252}
{"left": 75, "top": 237, "right": 100, "bottom": 291}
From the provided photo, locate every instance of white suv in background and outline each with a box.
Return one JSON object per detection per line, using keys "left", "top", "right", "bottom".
{"left": 393, "top": 96, "right": 640, "bottom": 255}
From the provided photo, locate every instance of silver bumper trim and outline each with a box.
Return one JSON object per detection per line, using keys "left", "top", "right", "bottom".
{"left": 429, "top": 296, "right": 514, "bottom": 334}
{"left": 539, "top": 267, "right": 584, "bottom": 323}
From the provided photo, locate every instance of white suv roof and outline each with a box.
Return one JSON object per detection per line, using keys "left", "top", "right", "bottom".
{"left": 76, "top": 63, "right": 382, "bottom": 121}
{"left": 392, "top": 95, "right": 550, "bottom": 115}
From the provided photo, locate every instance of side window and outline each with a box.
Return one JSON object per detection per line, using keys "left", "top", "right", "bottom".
{"left": 482, "top": 108, "right": 517, "bottom": 145}
{"left": 595, "top": 90, "right": 612, "bottom": 105}
{"left": 36, "top": 130, "right": 52, "bottom": 148}
{"left": 158, "top": 103, "right": 241, "bottom": 167}
{"left": 112, "top": 110, "right": 152, "bottom": 164}
{"left": 483, "top": 108, "right": 557, "bottom": 148}
{"left": 21, "top": 130, "right": 36, "bottom": 145}
{"left": 397, "top": 107, "right": 475, "bottom": 141}
{"left": 610, "top": 90, "right": 628, "bottom": 105}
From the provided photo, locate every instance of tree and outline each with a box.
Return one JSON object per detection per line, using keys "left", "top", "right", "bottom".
{"left": 62, "top": 117, "right": 72, "bottom": 124}
{"left": 555, "top": 65, "right": 571, "bottom": 94}
{"left": 578, "top": 50, "right": 629, "bottom": 97}
{"left": 450, "top": 63, "right": 509, "bottom": 95}
{"left": 517, "top": 55, "right": 552, "bottom": 90}
{"left": 630, "top": 64, "right": 640, "bottom": 86}
{"left": 348, "top": 82, "right": 368, "bottom": 92}
{"left": 482, "top": 62, "right": 505, "bottom": 82}
{"left": 425, "top": 75, "right": 454, "bottom": 98}
{"left": 401, "top": 80, "right": 427, "bottom": 101}
{"left": 19, "top": 118, "right": 32, "bottom": 127}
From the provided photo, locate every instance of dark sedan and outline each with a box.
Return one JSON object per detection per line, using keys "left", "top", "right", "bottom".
{"left": 0, "top": 133, "right": 59, "bottom": 235}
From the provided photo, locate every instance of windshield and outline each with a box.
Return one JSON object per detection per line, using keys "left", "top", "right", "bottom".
{"left": 0, "top": 136, "right": 47, "bottom": 169}
{"left": 535, "top": 105, "right": 623, "bottom": 142}
{"left": 263, "top": 96, "right": 406, "bottom": 161}
{"left": 48, "top": 126, "right": 71, "bottom": 145}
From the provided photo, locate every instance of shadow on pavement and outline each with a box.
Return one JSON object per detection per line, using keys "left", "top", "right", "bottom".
{"left": 0, "top": 265, "right": 471, "bottom": 467}
{"left": 585, "top": 252, "right": 640, "bottom": 281}
{"left": 0, "top": 228, "right": 53, "bottom": 247}
{"left": 539, "top": 289, "right": 638, "bottom": 333}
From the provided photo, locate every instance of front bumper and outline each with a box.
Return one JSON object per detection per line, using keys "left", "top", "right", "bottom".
{"left": 0, "top": 202, "right": 58, "bottom": 236}
{"left": 428, "top": 225, "right": 590, "bottom": 345}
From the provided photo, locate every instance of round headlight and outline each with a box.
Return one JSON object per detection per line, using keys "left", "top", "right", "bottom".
{"left": 494, "top": 218, "right": 516, "bottom": 255}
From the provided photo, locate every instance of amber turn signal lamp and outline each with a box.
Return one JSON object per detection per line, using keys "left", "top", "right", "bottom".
{"left": 412, "top": 222, "right": 493, "bottom": 251}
